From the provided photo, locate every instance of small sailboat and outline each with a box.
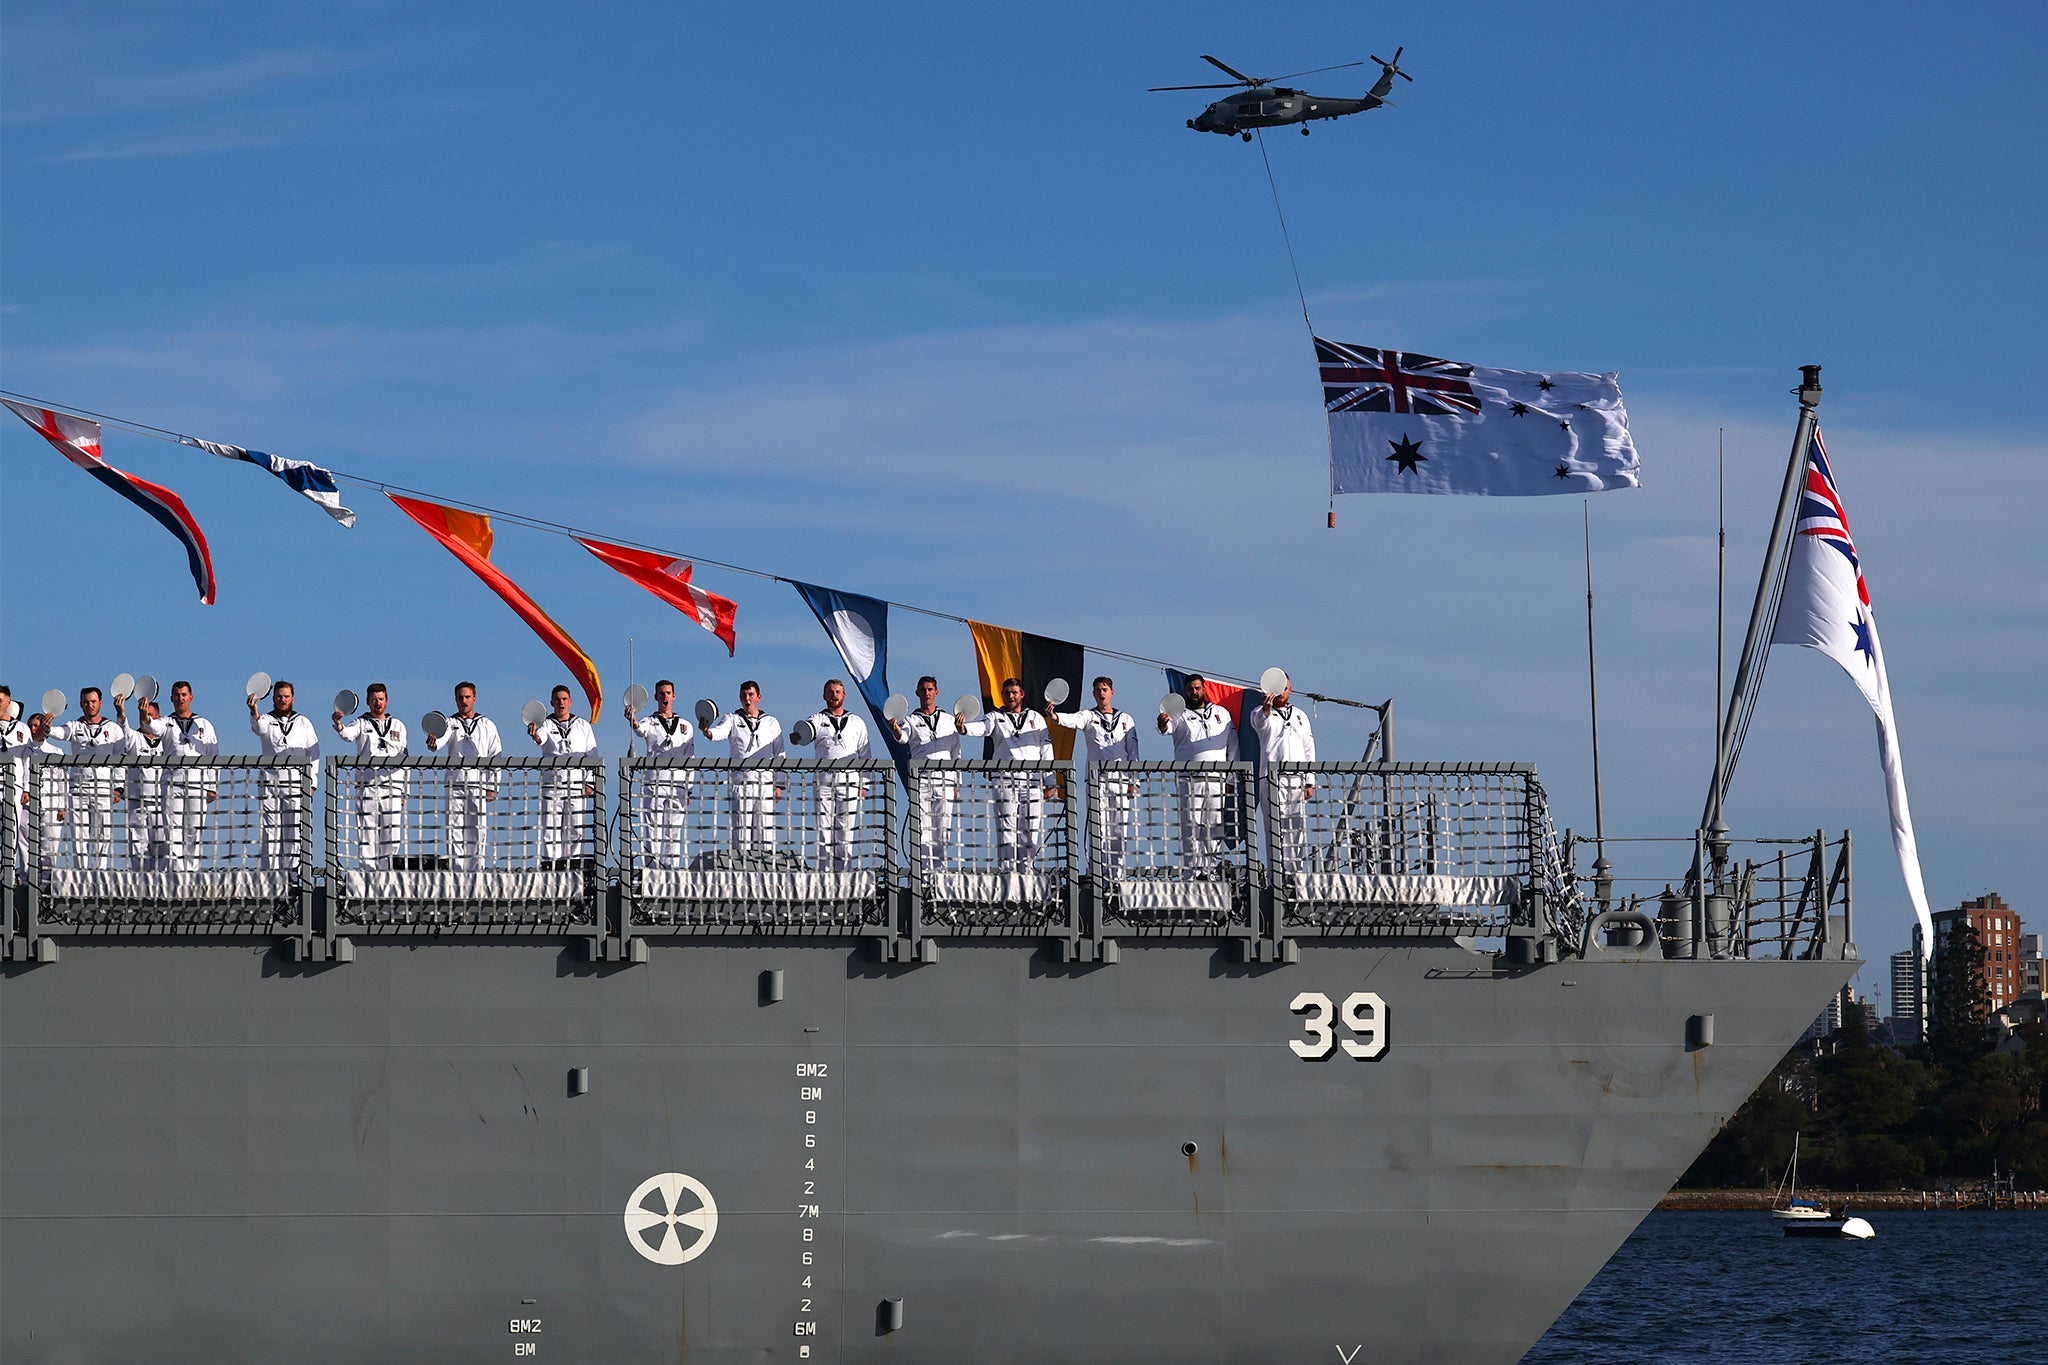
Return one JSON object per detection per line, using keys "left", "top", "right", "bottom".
{"left": 1771, "top": 1133, "right": 1830, "bottom": 1222}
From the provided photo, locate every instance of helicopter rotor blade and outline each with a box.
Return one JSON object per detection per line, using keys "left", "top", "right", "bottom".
{"left": 1370, "top": 47, "right": 1414, "bottom": 81}
{"left": 1199, "top": 54, "right": 1260, "bottom": 84}
{"left": 1267, "top": 60, "right": 1367, "bottom": 83}
{"left": 1148, "top": 82, "right": 1245, "bottom": 91}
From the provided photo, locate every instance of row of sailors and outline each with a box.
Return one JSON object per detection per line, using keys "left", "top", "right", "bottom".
{"left": 2, "top": 672, "right": 1318, "bottom": 877}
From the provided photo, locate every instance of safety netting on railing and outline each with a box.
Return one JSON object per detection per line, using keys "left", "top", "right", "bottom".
{"left": 1267, "top": 762, "right": 1544, "bottom": 934}
{"left": 19, "top": 756, "right": 311, "bottom": 927}
{"left": 324, "top": 756, "right": 605, "bottom": 929}
{"left": 617, "top": 757, "right": 894, "bottom": 931}
{"left": 907, "top": 760, "right": 1076, "bottom": 931}
{"left": 1085, "top": 761, "right": 1255, "bottom": 930}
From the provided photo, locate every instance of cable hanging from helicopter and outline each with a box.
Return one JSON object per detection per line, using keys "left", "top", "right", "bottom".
{"left": 1151, "top": 47, "right": 1413, "bottom": 527}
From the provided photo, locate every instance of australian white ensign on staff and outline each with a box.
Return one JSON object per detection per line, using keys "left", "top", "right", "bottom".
{"left": 1319, "top": 338, "right": 1641, "bottom": 496}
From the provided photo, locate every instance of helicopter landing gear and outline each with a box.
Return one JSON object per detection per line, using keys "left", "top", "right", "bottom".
{"left": 1300, "top": 125, "right": 1311, "bottom": 135}
{"left": 1240, "top": 131, "right": 1252, "bottom": 142}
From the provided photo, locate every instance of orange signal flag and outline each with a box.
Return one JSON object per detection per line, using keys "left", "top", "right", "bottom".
{"left": 388, "top": 494, "right": 603, "bottom": 720}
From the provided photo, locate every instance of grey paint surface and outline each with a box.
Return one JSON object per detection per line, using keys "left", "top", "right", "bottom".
{"left": 0, "top": 938, "right": 1850, "bottom": 1363}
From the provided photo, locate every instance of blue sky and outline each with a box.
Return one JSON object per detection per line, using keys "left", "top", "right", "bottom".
{"left": 4, "top": 2, "right": 2043, "bottom": 985}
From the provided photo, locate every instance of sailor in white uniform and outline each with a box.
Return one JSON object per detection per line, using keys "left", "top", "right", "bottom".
{"left": 248, "top": 680, "right": 320, "bottom": 872}
{"left": 152, "top": 682, "right": 219, "bottom": 873}
{"left": 959, "top": 678, "right": 1058, "bottom": 874}
{"left": 426, "top": 682, "right": 503, "bottom": 872}
{"left": 333, "top": 683, "right": 408, "bottom": 871}
{"left": 801, "top": 680, "right": 872, "bottom": 872}
{"left": 1050, "top": 676, "right": 1140, "bottom": 876}
{"left": 1251, "top": 680, "right": 1317, "bottom": 874}
{"left": 1, "top": 688, "right": 32, "bottom": 871}
{"left": 115, "top": 695, "right": 170, "bottom": 872}
{"left": 53, "top": 687, "right": 127, "bottom": 870}
{"left": 22, "top": 713, "right": 67, "bottom": 876}
{"left": 625, "top": 679, "right": 694, "bottom": 871}
{"left": 700, "top": 681, "right": 785, "bottom": 857}
{"left": 1159, "top": 674, "right": 1236, "bottom": 873}
{"left": 528, "top": 685, "right": 599, "bottom": 865}
{"left": 890, "top": 676, "right": 960, "bottom": 875}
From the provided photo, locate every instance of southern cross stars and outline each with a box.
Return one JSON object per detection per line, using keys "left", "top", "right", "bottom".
{"left": 1850, "top": 614, "right": 1877, "bottom": 661}
{"left": 1537, "top": 377, "right": 1555, "bottom": 392}
{"left": 1554, "top": 463, "right": 1571, "bottom": 479}
{"left": 1385, "top": 433, "right": 1426, "bottom": 474}
{"left": 1510, "top": 401, "right": 1530, "bottom": 416}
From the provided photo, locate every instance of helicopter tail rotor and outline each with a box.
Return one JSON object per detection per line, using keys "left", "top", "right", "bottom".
{"left": 1369, "top": 47, "right": 1413, "bottom": 82}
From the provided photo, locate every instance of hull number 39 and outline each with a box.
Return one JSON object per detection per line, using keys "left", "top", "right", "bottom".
{"left": 1289, "top": 991, "right": 1388, "bottom": 1060}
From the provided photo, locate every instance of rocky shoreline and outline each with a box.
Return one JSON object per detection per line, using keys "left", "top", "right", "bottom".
{"left": 1658, "top": 1188, "right": 2047, "bottom": 1211}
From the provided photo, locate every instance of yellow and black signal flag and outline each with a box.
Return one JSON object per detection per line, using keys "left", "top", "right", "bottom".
{"left": 965, "top": 621, "right": 1084, "bottom": 763}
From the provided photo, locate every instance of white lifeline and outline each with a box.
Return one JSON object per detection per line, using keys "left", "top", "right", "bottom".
{"left": 336, "top": 715, "right": 409, "bottom": 870}
{"left": 629, "top": 714, "right": 695, "bottom": 871}
{"left": 1250, "top": 702, "right": 1317, "bottom": 872}
{"left": 250, "top": 709, "right": 321, "bottom": 872}
{"left": 895, "top": 707, "right": 961, "bottom": 872}
{"left": 437, "top": 715, "right": 504, "bottom": 872}
{"left": 959, "top": 707, "right": 1056, "bottom": 873}
{"left": 1053, "top": 705, "right": 1140, "bottom": 875}
{"left": 151, "top": 713, "right": 219, "bottom": 873}
{"left": 802, "top": 710, "right": 872, "bottom": 872}
{"left": 1165, "top": 702, "right": 1236, "bottom": 871}
{"left": 53, "top": 715, "right": 128, "bottom": 870}
{"left": 701, "top": 710, "right": 785, "bottom": 855}
{"left": 532, "top": 715, "right": 599, "bottom": 862}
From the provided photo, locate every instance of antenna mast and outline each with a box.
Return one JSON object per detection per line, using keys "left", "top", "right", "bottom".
{"left": 1583, "top": 501, "right": 1611, "bottom": 909}
{"left": 1704, "top": 366, "right": 1823, "bottom": 848}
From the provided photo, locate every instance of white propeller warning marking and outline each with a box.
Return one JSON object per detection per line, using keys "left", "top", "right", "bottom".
{"left": 623, "top": 1171, "right": 719, "bottom": 1265}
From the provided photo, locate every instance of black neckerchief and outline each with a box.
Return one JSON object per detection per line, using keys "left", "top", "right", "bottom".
{"left": 551, "top": 717, "right": 575, "bottom": 741}
{"left": 367, "top": 717, "right": 394, "bottom": 742}
{"left": 1094, "top": 708, "right": 1123, "bottom": 736}
{"left": 174, "top": 716, "right": 202, "bottom": 740}
{"left": 1003, "top": 709, "right": 1030, "bottom": 737}
{"left": 657, "top": 716, "right": 682, "bottom": 738}
{"left": 455, "top": 715, "right": 482, "bottom": 737}
{"left": 740, "top": 714, "right": 763, "bottom": 744}
{"left": 826, "top": 713, "right": 850, "bottom": 738}
{"left": 917, "top": 710, "right": 943, "bottom": 736}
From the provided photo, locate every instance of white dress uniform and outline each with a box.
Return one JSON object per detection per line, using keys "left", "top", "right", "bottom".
{"left": 1053, "top": 706, "right": 1140, "bottom": 875}
{"left": 2, "top": 716, "right": 32, "bottom": 871}
{"left": 1251, "top": 703, "right": 1318, "bottom": 873}
{"left": 251, "top": 710, "right": 321, "bottom": 872}
{"left": 1166, "top": 702, "right": 1237, "bottom": 871}
{"left": 894, "top": 708, "right": 961, "bottom": 873}
{"left": 532, "top": 715, "right": 599, "bottom": 863}
{"left": 122, "top": 724, "right": 171, "bottom": 872}
{"left": 53, "top": 716, "right": 128, "bottom": 870}
{"left": 629, "top": 714, "right": 695, "bottom": 870}
{"left": 801, "top": 711, "right": 871, "bottom": 872}
{"left": 336, "top": 715, "right": 409, "bottom": 870}
{"left": 437, "top": 715, "right": 504, "bottom": 872}
{"left": 700, "top": 710, "right": 785, "bottom": 856}
{"left": 153, "top": 714, "right": 220, "bottom": 872}
{"left": 26, "top": 735, "right": 67, "bottom": 876}
{"left": 959, "top": 707, "right": 1055, "bottom": 873}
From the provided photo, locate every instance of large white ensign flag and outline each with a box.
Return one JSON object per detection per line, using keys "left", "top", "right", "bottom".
{"left": 1319, "top": 338, "right": 1640, "bottom": 496}
{"left": 1769, "top": 430, "right": 1932, "bottom": 953}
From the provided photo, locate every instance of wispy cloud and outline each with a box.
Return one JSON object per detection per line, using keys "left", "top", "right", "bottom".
{"left": 4, "top": 46, "right": 402, "bottom": 127}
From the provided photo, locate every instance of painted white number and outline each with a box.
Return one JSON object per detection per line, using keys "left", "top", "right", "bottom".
{"left": 1290, "top": 990, "right": 1388, "bottom": 1060}
{"left": 1289, "top": 992, "right": 1335, "bottom": 1059}
{"left": 1340, "top": 991, "right": 1387, "bottom": 1059}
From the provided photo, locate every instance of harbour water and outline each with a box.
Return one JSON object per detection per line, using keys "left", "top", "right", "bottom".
{"left": 1523, "top": 1211, "right": 2048, "bottom": 1363}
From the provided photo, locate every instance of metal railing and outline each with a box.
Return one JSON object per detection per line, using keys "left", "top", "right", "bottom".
{"left": 16, "top": 755, "right": 313, "bottom": 933}
{"left": 1567, "top": 830, "right": 1852, "bottom": 961}
{"left": 1266, "top": 762, "right": 1561, "bottom": 939}
{"left": 616, "top": 756, "right": 895, "bottom": 934}
{"left": 1086, "top": 761, "right": 1255, "bottom": 933}
{"left": 324, "top": 756, "right": 605, "bottom": 934}
{"left": 907, "top": 760, "right": 1078, "bottom": 937}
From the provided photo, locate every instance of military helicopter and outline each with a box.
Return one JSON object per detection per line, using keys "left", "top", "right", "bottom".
{"left": 1151, "top": 48, "right": 1411, "bottom": 140}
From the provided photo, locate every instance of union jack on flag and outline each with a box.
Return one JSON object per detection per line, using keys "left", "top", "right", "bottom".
{"left": 1316, "top": 338, "right": 1481, "bottom": 416}
{"left": 1792, "top": 431, "right": 1870, "bottom": 610}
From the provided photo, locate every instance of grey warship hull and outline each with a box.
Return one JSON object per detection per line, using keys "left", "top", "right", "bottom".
{"left": 2, "top": 932, "right": 1851, "bottom": 1363}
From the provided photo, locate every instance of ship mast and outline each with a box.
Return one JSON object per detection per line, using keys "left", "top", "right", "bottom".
{"left": 1702, "top": 365, "right": 1824, "bottom": 854}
